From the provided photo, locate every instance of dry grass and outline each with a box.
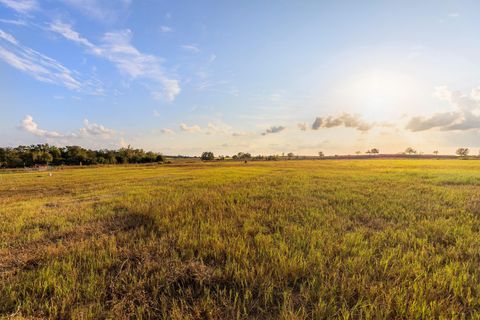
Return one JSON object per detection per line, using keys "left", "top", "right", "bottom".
{"left": 1, "top": 160, "right": 480, "bottom": 319}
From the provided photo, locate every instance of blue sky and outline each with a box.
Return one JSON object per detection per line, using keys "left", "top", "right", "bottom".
{"left": 1, "top": 0, "right": 480, "bottom": 155}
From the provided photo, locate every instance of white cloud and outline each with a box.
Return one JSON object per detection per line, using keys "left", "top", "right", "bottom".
{"left": 0, "top": 0, "right": 37, "bottom": 13}
{"left": 181, "top": 44, "right": 200, "bottom": 53}
{"left": 161, "top": 128, "right": 174, "bottom": 134}
{"left": 160, "top": 26, "right": 173, "bottom": 33}
{"left": 180, "top": 123, "right": 202, "bottom": 133}
{"left": 19, "top": 115, "right": 118, "bottom": 145}
{"left": 21, "top": 115, "right": 63, "bottom": 138}
{"left": 151, "top": 79, "right": 180, "bottom": 102}
{"left": 48, "top": 23, "right": 180, "bottom": 101}
{"left": 176, "top": 121, "right": 234, "bottom": 136}
{"left": 79, "top": 119, "right": 115, "bottom": 138}
{"left": 471, "top": 87, "right": 480, "bottom": 101}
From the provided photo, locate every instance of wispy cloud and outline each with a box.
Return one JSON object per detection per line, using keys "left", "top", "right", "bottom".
{"left": 49, "top": 21, "right": 97, "bottom": 50}
{"left": 311, "top": 113, "right": 372, "bottom": 132}
{"left": 0, "top": 18, "right": 28, "bottom": 26}
{"left": 262, "top": 126, "right": 286, "bottom": 135}
{"left": 181, "top": 44, "right": 200, "bottom": 53}
{"left": 160, "top": 26, "right": 173, "bottom": 33}
{"left": 48, "top": 22, "right": 180, "bottom": 101}
{"left": 0, "top": 29, "right": 18, "bottom": 44}
{"left": 0, "top": 29, "right": 97, "bottom": 91}
{"left": 178, "top": 120, "right": 238, "bottom": 136}
{"left": 0, "top": 0, "right": 38, "bottom": 13}
{"left": 61, "top": 0, "right": 132, "bottom": 22}
{"left": 205, "top": 122, "right": 233, "bottom": 135}
{"left": 232, "top": 131, "right": 248, "bottom": 137}
{"left": 161, "top": 128, "right": 174, "bottom": 134}
{"left": 297, "top": 123, "right": 307, "bottom": 131}
{"left": 406, "top": 86, "right": 480, "bottom": 132}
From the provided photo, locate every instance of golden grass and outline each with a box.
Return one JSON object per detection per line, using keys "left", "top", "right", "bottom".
{"left": 1, "top": 160, "right": 480, "bottom": 319}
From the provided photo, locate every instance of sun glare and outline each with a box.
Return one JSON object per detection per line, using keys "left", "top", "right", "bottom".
{"left": 344, "top": 69, "right": 419, "bottom": 121}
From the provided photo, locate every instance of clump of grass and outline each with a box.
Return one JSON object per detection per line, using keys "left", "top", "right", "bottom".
{"left": 1, "top": 160, "right": 480, "bottom": 318}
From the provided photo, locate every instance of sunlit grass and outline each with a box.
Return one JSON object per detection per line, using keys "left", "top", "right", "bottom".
{"left": 1, "top": 160, "right": 480, "bottom": 318}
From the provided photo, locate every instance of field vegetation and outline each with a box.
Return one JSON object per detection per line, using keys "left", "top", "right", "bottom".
{"left": 1, "top": 159, "right": 480, "bottom": 319}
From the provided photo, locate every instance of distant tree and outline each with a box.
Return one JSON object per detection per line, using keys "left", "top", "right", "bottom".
{"left": 456, "top": 148, "right": 469, "bottom": 157}
{"left": 355, "top": 151, "right": 361, "bottom": 155}
{"left": 201, "top": 151, "right": 215, "bottom": 161}
{"left": 318, "top": 151, "right": 324, "bottom": 158}
{"left": 433, "top": 150, "right": 439, "bottom": 156}
{"left": 287, "top": 152, "right": 294, "bottom": 158}
{"left": 367, "top": 148, "right": 379, "bottom": 155}
{"left": 236, "top": 152, "right": 251, "bottom": 159}
{"left": 0, "top": 144, "right": 164, "bottom": 168}
{"left": 405, "top": 147, "right": 416, "bottom": 155}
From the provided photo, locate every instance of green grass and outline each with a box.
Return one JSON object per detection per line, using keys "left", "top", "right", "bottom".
{"left": 1, "top": 160, "right": 480, "bottom": 319}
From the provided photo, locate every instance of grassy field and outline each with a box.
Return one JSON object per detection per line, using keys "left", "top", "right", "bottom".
{"left": 1, "top": 159, "right": 480, "bottom": 319}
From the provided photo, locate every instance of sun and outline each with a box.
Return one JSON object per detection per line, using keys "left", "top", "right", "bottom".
{"left": 343, "top": 68, "right": 420, "bottom": 122}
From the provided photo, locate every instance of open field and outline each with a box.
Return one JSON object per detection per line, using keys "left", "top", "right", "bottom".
{"left": 1, "top": 159, "right": 480, "bottom": 319}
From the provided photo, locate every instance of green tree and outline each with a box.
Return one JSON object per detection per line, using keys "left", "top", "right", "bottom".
{"left": 201, "top": 152, "right": 214, "bottom": 160}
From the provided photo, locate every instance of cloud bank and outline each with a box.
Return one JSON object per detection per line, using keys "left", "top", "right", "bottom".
{"left": 0, "top": 0, "right": 37, "bottom": 13}
{"left": 406, "top": 86, "right": 480, "bottom": 131}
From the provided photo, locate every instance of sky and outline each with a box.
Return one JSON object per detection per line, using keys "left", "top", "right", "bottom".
{"left": 1, "top": 0, "right": 480, "bottom": 156}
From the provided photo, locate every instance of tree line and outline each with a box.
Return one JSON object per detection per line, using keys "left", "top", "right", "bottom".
{"left": 0, "top": 144, "right": 164, "bottom": 168}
